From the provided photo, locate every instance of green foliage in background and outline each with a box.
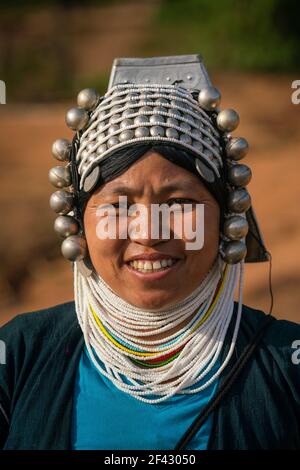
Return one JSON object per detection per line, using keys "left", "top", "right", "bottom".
{"left": 147, "top": 0, "right": 300, "bottom": 72}
{"left": 0, "top": 0, "right": 299, "bottom": 102}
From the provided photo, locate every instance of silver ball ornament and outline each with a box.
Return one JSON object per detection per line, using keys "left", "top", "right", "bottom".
{"left": 216, "top": 109, "right": 240, "bottom": 132}
{"left": 77, "top": 88, "right": 100, "bottom": 111}
{"left": 49, "top": 166, "right": 71, "bottom": 188}
{"left": 50, "top": 190, "right": 74, "bottom": 214}
{"left": 65, "top": 107, "right": 89, "bottom": 131}
{"left": 52, "top": 138, "right": 71, "bottom": 162}
{"left": 198, "top": 86, "right": 221, "bottom": 111}
{"left": 223, "top": 215, "right": 249, "bottom": 240}
{"left": 221, "top": 240, "right": 247, "bottom": 264}
{"left": 226, "top": 137, "right": 249, "bottom": 160}
{"left": 61, "top": 235, "right": 87, "bottom": 262}
{"left": 54, "top": 215, "right": 79, "bottom": 238}
{"left": 228, "top": 164, "right": 252, "bottom": 187}
{"left": 227, "top": 188, "right": 251, "bottom": 213}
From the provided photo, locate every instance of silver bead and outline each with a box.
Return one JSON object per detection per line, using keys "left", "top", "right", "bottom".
{"left": 97, "top": 120, "right": 107, "bottom": 131}
{"left": 107, "top": 136, "right": 119, "bottom": 148}
{"left": 180, "top": 134, "right": 192, "bottom": 145}
{"left": 77, "top": 88, "right": 100, "bottom": 111}
{"left": 52, "top": 138, "right": 71, "bottom": 162}
{"left": 169, "top": 109, "right": 181, "bottom": 118}
{"left": 228, "top": 164, "right": 252, "bottom": 187}
{"left": 65, "top": 107, "right": 89, "bottom": 131}
{"left": 198, "top": 87, "right": 221, "bottom": 111}
{"left": 140, "top": 105, "right": 152, "bottom": 113}
{"left": 108, "top": 124, "right": 119, "bottom": 135}
{"left": 166, "top": 128, "right": 179, "bottom": 139}
{"left": 121, "top": 118, "right": 134, "bottom": 128}
{"left": 192, "top": 129, "right": 202, "bottom": 140}
{"left": 110, "top": 113, "right": 121, "bottom": 124}
{"left": 153, "top": 106, "right": 167, "bottom": 114}
{"left": 54, "top": 215, "right": 79, "bottom": 238}
{"left": 99, "top": 110, "right": 107, "bottom": 120}
{"left": 227, "top": 188, "right": 251, "bottom": 213}
{"left": 134, "top": 115, "right": 149, "bottom": 125}
{"left": 166, "top": 117, "right": 178, "bottom": 127}
{"left": 150, "top": 114, "right": 165, "bottom": 124}
{"left": 96, "top": 144, "right": 107, "bottom": 155}
{"left": 155, "top": 97, "right": 169, "bottom": 106}
{"left": 49, "top": 190, "right": 74, "bottom": 214}
{"left": 61, "top": 235, "right": 87, "bottom": 262}
{"left": 111, "top": 105, "right": 122, "bottom": 113}
{"left": 122, "top": 108, "right": 134, "bottom": 118}
{"left": 216, "top": 109, "right": 240, "bottom": 132}
{"left": 193, "top": 140, "right": 203, "bottom": 152}
{"left": 223, "top": 215, "right": 249, "bottom": 240}
{"left": 150, "top": 126, "right": 164, "bottom": 137}
{"left": 135, "top": 127, "right": 150, "bottom": 138}
{"left": 119, "top": 129, "right": 134, "bottom": 142}
{"left": 221, "top": 240, "right": 247, "bottom": 264}
{"left": 49, "top": 166, "right": 71, "bottom": 188}
{"left": 180, "top": 122, "right": 192, "bottom": 133}
{"left": 226, "top": 137, "right": 249, "bottom": 160}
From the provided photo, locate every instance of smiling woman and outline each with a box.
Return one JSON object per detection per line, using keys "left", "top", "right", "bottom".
{"left": 0, "top": 55, "right": 299, "bottom": 451}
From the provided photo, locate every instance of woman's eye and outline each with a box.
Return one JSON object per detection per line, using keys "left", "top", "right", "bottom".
{"left": 167, "top": 198, "right": 194, "bottom": 206}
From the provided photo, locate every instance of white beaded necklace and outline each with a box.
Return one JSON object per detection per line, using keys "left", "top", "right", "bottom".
{"left": 74, "top": 257, "right": 244, "bottom": 404}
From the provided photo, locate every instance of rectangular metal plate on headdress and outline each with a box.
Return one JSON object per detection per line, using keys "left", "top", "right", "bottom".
{"left": 108, "top": 54, "right": 212, "bottom": 91}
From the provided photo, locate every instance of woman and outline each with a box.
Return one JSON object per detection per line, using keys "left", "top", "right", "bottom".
{"left": 0, "top": 55, "right": 299, "bottom": 450}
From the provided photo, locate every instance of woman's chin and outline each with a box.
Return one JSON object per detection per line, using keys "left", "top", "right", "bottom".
{"left": 124, "top": 292, "right": 180, "bottom": 311}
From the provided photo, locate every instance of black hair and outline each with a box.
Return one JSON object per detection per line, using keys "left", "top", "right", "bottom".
{"left": 72, "top": 142, "right": 227, "bottom": 233}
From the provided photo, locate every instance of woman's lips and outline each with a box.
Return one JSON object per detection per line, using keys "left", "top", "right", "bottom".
{"left": 125, "top": 258, "right": 182, "bottom": 281}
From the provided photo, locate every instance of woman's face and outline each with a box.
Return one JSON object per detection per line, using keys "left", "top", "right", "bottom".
{"left": 84, "top": 150, "right": 220, "bottom": 310}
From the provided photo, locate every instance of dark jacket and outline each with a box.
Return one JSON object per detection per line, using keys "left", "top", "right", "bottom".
{"left": 0, "top": 301, "right": 299, "bottom": 450}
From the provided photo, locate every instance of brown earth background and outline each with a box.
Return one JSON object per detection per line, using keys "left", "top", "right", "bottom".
{"left": 0, "top": 1, "right": 299, "bottom": 326}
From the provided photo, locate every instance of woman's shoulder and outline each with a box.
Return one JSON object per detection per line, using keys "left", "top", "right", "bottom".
{"left": 240, "top": 303, "right": 300, "bottom": 342}
{"left": 239, "top": 303, "right": 300, "bottom": 372}
{"left": 0, "top": 300, "right": 77, "bottom": 342}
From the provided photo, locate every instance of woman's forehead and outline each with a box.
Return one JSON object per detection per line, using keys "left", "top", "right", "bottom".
{"left": 92, "top": 153, "right": 207, "bottom": 198}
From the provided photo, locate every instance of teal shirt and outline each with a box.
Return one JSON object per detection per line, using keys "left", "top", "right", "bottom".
{"left": 71, "top": 346, "right": 221, "bottom": 450}
{"left": 1, "top": 301, "right": 300, "bottom": 449}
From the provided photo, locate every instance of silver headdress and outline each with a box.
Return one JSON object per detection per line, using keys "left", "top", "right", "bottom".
{"left": 49, "top": 54, "right": 268, "bottom": 270}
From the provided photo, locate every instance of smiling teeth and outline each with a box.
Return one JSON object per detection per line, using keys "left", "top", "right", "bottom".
{"left": 129, "top": 258, "right": 176, "bottom": 272}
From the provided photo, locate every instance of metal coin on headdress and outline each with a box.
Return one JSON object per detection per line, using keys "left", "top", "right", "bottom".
{"left": 83, "top": 166, "right": 101, "bottom": 192}
{"left": 195, "top": 158, "right": 215, "bottom": 183}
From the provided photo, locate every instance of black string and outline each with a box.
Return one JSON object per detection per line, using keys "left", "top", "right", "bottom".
{"left": 174, "top": 243, "right": 275, "bottom": 450}
{"left": 174, "top": 312, "right": 274, "bottom": 450}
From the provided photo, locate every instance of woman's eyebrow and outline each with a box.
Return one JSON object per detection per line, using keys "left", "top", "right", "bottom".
{"left": 100, "top": 181, "right": 196, "bottom": 197}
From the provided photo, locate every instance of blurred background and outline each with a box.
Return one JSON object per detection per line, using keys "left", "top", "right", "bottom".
{"left": 0, "top": 0, "right": 299, "bottom": 326}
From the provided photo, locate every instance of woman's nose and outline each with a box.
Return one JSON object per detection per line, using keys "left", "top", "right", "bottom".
{"left": 127, "top": 204, "right": 170, "bottom": 245}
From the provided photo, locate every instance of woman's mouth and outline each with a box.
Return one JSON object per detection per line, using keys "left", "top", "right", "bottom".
{"left": 125, "top": 257, "right": 181, "bottom": 280}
